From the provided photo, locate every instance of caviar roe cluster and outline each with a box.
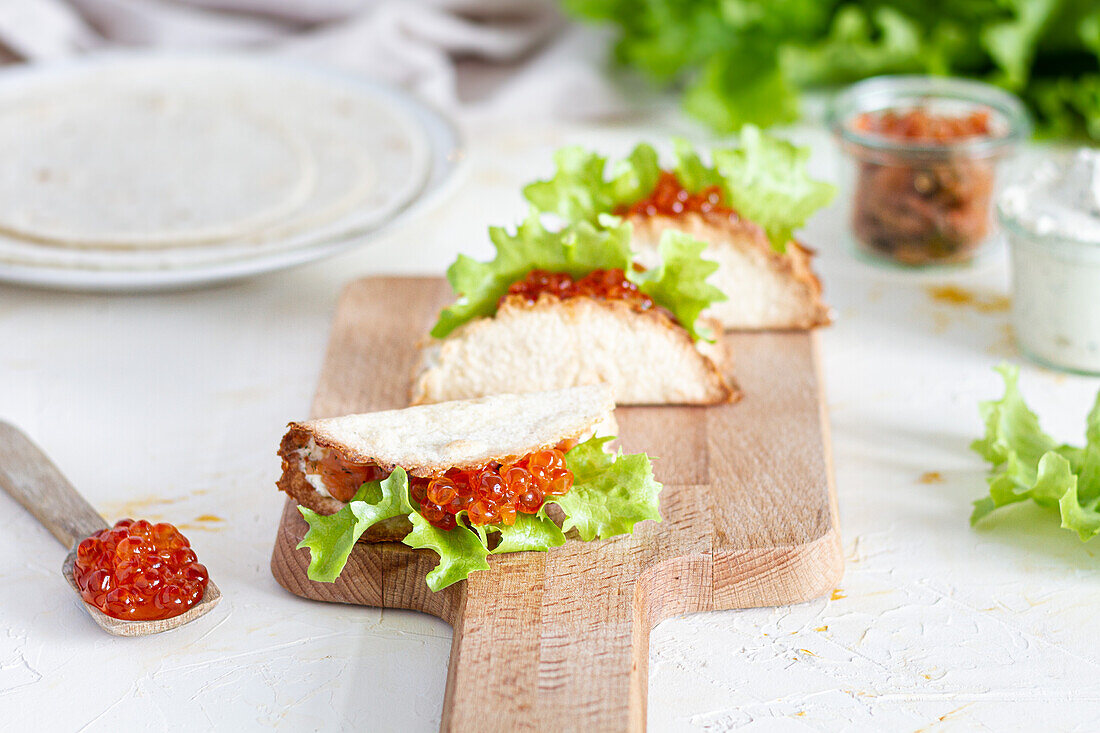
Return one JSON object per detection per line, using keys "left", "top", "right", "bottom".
{"left": 617, "top": 170, "right": 737, "bottom": 221}
{"left": 853, "top": 108, "right": 994, "bottom": 143}
{"left": 410, "top": 441, "right": 577, "bottom": 530}
{"left": 503, "top": 268, "right": 655, "bottom": 311}
{"left": 73, "top": 519, "right": 209, "bottom": 621}
{"left": 312, "top": 441, "right": 579, "bottom": 531}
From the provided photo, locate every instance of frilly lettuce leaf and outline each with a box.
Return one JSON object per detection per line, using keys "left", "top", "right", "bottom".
{"left": 522, "top": 129, "right": 834, "bottom": 252}
{"left": 709, "top": 125, "right": 836, "bottom": 251}
{"left": 491, "top": 513, "right": 566, "bottom": 554}
{"left": 550, "top": 437, "right": 662, "bottom": 541}
{"left": 682, "top": 50, "right": 800, "bottom": 134}
{"left": 670, "top": 138, "right": 725, "bottom": 192}
{"left": 971, "top": 364, "right": 1059, "bottom": 473}
{"left": 980, "top": 0, "right": 1060, "bottom": 91}
{"left": 297, "top": 468, "right": 414, "bottom": 582}
{"left": 295, "top": 436, "right": 662, "bottom": 591}
{"left": 633, "top": 231, "right": 726, "bottom": 341}
{"left": 403, "top": 514, "right": 491, "bottom": 592}
{"left": 522, "top": 144, "right": 659, "bottom": 224}
{"left": 778, "top": 7, "right": 944, "bottom": 87}
{"left": 970, "top": 364, "right": 1100, "bottom": 541}
{"left": 431, "top": 213, "right": 725, "bottom": 342}
{"left": 431, "top": 213, "right": 633, "bottom": 339}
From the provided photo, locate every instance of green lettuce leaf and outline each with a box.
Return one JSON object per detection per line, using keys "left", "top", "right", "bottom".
{"left": 670, "top": 138, "right": 725, "bottom": 193}
{"left": 633, "top": 231, "right": 726, "bottom": 341}
{"left": 297, "top": 468, "right": 414, "bottom": 582}
{"left": 970, "top": 363, "right": 1100, "bottom": 541}
{"left": 523, "top": 130, "right": 834, "bottom": 252}
{"left": 431, "top": 213, "right": 724, "bottom": 341}
{"left": 710, "top": 125, "right": 836, "bottom": 251}
{"left": 682, "top": 49, "right": 800, "bottom": 133}
{"left": 490, "top": 513, "right": 567, "bottom": 554}
{"left": 402, "top": 513, "right": 491, "bottom": 592}
{"left": 431, "top": 213, "right": 633, "bottom": 338}
{"left": 551, "top": 436, "right": 662, "bottom": 541}
{"left": 980, "top": 0, "right": 1061, "bottom": 91}
{"left": 563, "top": 0, "right": 1100, "bottom": 141}
{"left": 1029, "top": 74, "right": 1100, "bottom": 141}
{"left": 294, "top": 436, "right": 662, "bottom": 591}
{"left": 522, "top": 144, "right": 659, "bottom": 224}
{"left": 971, "top": 364, "right": 1059, "bottom": 472}
{"left": 779, "top": 7, "right": 941, "bottom": 86}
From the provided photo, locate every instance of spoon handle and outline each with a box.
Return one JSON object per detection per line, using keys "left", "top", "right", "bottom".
{"left": 0, "top": 422, "right": 108, "bottom": 549}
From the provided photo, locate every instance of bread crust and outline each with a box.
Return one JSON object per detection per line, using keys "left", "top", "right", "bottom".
{"left": 629, "top": 212, "right": 831, "bottom": 330}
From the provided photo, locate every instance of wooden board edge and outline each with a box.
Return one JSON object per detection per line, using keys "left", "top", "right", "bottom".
{"left": 699, "top": 329, "right": 843, "bottom": 609}
{"left": 270, "top": 497, "right": 386, "bottom": 608}
{"left": 634, "top": 527, "right": 843, "bottom": 628}
{"left": 269, "top": 497, "right": 464, "bottom": 623}
{"left": 708, "top": 528, "right": 843, "bottom": 610}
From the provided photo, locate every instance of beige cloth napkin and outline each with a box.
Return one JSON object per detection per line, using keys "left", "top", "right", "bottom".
{"left": 0, "top": 0, "right": 631, "bottom": 118}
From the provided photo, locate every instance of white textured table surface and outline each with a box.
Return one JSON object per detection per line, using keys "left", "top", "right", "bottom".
{"left": 2, "top": 118, "right": 1099, "bottom": 732}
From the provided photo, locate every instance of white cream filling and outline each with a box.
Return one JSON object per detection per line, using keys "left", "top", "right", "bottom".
{"left": 295, "top": 437, "right": 333, "bottom": 498}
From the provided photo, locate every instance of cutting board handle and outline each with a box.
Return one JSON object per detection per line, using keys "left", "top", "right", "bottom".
{"left": 0, "top": 422, "right": 109, "bottom": 548}
{"left": 437, "top": 556, "right": 678, "bottom": 732}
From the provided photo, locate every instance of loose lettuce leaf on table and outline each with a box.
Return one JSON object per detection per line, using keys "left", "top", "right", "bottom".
{"left": 971, "top": 364, "right": 1100, "bottom": 541}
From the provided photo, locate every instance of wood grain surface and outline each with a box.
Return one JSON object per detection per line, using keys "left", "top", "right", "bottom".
{"left": 270, "top": 277, "right": 842, "bottom": 731}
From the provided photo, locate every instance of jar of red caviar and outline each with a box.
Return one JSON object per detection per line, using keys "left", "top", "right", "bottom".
{"left": 829, "top": 76, "right": 1029, "bottom": 266}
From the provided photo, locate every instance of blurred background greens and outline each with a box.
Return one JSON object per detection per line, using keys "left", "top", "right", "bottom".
{"left": 564, "top": 0, "right": 1100, "bottom": 139}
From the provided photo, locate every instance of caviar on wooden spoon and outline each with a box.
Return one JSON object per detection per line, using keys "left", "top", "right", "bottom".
{"left": 73, "top": 519, "right": 210, "bottom": 621}
{"left": 0, "top": 422, "right": 220, "bottom": 636}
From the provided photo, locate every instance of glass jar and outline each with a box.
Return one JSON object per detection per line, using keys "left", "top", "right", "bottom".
{"left": 1000, "top": 151, "right": 1100, "bottom": 375}
{"left": 829, "top": 76, "right": 1030, "bottom": 267}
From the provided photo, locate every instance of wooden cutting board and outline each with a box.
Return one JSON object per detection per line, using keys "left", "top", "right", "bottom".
{"left": 271, "top": 277, "right": 842, "bottom": 731}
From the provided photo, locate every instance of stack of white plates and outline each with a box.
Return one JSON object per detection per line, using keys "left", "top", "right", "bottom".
{"left": 0, "top": 54, "right": 461, "bottom": 291}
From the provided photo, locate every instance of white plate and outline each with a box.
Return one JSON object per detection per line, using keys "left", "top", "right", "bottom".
{"left": 0, "top": 53, "right": 462, "bottom": 291}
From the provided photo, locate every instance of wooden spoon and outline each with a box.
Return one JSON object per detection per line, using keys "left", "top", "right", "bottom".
{"left": 0, "top": 421, "right": 221, "bottom": 636}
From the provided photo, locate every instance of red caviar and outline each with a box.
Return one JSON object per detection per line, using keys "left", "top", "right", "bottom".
{"left": 503, "top": 268, "right": 655, "bottom": 311}
{"left": 410, "top": 442, "right": 576, "bottom": 529}
{"left": 853, "top": 108, "right": 994, "bottom": 143}
{"left": 616, "top": 170, "right": 737, "bottom": 221}
{"left": 73, "top": 519, "right": 209, "bottom": 621}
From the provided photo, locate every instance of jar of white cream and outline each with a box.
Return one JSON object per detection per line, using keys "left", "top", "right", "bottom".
{"left": 1000, "top": 149, "right": 1100, "bottom": 374}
